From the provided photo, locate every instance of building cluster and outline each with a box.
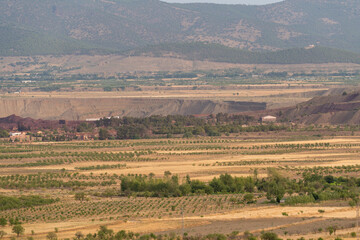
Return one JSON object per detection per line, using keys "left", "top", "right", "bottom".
{"left": 1, "top": 115, "right": 278, "bottom": 143}
{"left": 8, "top": 132, "right": 42, "bottom": 142}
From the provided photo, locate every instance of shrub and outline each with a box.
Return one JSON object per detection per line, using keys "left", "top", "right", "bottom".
{"left": 46, "top": 232, "right": 58, "bottom": 240}
{"left": 0, "top": 218, "right": 6, "bottom": 227}
{"left": 0, "top": 231, "right": 6, "bottom": 239}
{"left": 260, "top": 232, "right": 279, "bottom": 240}
{"left": 0, "top": 195, "right": 57, "bottom": 211}
{"left": 285, "top": 194, "right": 315, "bottom": 205}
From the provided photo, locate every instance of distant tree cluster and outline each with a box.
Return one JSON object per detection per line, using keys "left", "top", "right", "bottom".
{"left": 42, "top": 225, "right": 280, "bottom": 240}
{"left": 119, "top": 170, "right": 360, "bottom": 203}
{"left": 0, "top": 129, "right": 8, "bottom": 138}
{"left": 96, "top": 114, "right": 285, "bottom": 140}
{"left": 0, "top": 195, "right": 58, "bottom": 211}
{"left": 121, "top": 173, "right": 255, "bottom": 198}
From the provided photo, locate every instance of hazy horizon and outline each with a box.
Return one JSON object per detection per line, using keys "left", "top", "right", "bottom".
{"left": 163, "top": 0, "right": 283, "bottom": 5}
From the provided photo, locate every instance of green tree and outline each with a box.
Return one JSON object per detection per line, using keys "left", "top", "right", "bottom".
{"left": 75, "top": 231, "right": 84, "bottom": 240}
{"left": 0, "top": 129, "right": 8, "bottom": 138}
{"left": 0, "top": 218, "right": 6, "bottom": 227}
{"left": 77, "top": 123, "right": 92, "bottom": 132}
{"left": 97, "top": 226, "right": 113, "bottom": 239}
{"left": 260, "top": 232, "right": 278, "bottom": 240}
{"left": 164, "top": 171, "right": 172, "bottom": 178}
{"left": 266, "top": 168, "right": 286, "bottom": 203}
{"left": 327, "top": 226, "right": 337, "bottom": 235}
{"left": 243, "top": 193, "right": 255, "bottom": 203}
{"left": 12, "top": 225, "right": 24, "bottom": 237}
{"left": 46, "top": 232, "right": 57, "bottom": 240}
{"left": 99, "top": 128, "right": 109, "bottom": 140}
{"left": 266, "top": 182, "right": 285, "bottom": 203}
{"left": 75, "top": 192, "right": 86, "bottom": 202}
{"left": 115, "top": 230, "right": 127, "bottom": 240}
{"left": 244, "top": 231, "right": 256, "bottom": 240}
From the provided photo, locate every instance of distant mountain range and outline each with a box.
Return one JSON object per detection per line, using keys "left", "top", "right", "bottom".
{"left": 1, "top": 0, "right": 360, "bottom": 60}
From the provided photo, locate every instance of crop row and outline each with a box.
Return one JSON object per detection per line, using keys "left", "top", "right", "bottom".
{"left": 1, "top": 194, "right": 245, "bottom": 223}
{"left": 0, "top": 150, "right": 153, "bottom": 160}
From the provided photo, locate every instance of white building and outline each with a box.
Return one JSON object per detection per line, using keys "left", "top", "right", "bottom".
{"left": 261, "top": 115, "right": 277, "bottom": 123}
{"left": 10, "top": 132, "right": 22, "bottom": 137}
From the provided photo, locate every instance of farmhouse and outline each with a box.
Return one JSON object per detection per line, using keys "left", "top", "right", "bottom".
{"left": 261, "top": 115, "right": 277, "bottom": 123}
{"left": 10, "top": 132, "right": 22, "bottom": 137}
{"left": 9, "top": 132, "right": 30, "bottom": 142}
{"left": 86, "top": 118, "right": 101, "bottom": 122}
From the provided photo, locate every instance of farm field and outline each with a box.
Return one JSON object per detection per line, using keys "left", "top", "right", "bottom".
{"left": 1, "top": 131, "right": 360, "bottom": 239}
{"left": 3, "top": 87, "right": 326, "bottom": 100}
{"left": 2, "top": 55, "right": 360, "bottom": 76}
{"left": 3, "top": 1, "right": 360, "bottom": 239}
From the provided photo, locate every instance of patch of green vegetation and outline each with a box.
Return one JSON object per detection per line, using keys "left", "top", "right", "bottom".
{"left": 95, "top": 114, "right": 288, "bottom": 140}
{"left": 0, "top": 128, "right": 8, "bottom": 138}
{"left": 0, "top": 195, "right": 58, "bottom": 211}
{"left": 0, "top": 26, "right": 114, "bottom": 56}
{"left": 120, "top": 169, "right": 360, "bottom": 203}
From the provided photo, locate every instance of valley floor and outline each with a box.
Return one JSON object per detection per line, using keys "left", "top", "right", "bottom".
{"left": 1, "top": 132, "right": 360, "bottom": 239}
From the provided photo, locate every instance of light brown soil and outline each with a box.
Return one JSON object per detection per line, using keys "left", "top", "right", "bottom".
{"left": 1, "top": 55, "right": 360, "bottom": 75}
{"left": 0, "top": 86, "right": 329, "bottom": 120}
{"left": 0, "top": 97, "right": 266, "bottom": 120}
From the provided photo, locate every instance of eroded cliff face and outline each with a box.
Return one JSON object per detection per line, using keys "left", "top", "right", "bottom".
{"left": 254, "top": 91, "right": 360, "bottom": 125}
{"left": 0, "top": 98, "right": 266, "bottom": 120}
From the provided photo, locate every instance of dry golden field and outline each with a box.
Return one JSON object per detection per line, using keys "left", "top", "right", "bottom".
{"left": 1, "top": 131, "right": 360, "bottom": 239}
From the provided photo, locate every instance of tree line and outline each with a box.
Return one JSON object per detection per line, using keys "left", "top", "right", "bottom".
{"left": 0, "top": 195, "right": 57, "bottom": 211}
{"left": 0, "top": 224, "right": 287, "bottom": 240}
{"left": 95, "top": 114, "right": 285, "bottom": 140}
{"left": 119, "top": 169, "right": 360, "bottom": 204}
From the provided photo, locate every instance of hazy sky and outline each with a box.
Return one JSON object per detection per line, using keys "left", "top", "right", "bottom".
{"left": 163, "top": 0, "right": 283, "bottom": 5}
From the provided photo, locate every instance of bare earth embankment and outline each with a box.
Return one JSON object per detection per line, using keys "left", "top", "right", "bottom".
{"left": 0, "top": 97, "right": 266, "bottom": 120}
{"left": 0, "top": 87, "right": 330, "bottom": 120}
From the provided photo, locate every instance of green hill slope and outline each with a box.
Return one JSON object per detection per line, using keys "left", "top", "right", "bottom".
{"left": 0, "top": 26, "right": 114, "bottom": 56}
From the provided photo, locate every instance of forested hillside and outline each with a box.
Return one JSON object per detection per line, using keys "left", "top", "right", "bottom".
{"left": 0, "top": 26, "right": 109, "bottom": 56}
{"left": 1, "top": 0, "right": 360, "bottom": 55}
